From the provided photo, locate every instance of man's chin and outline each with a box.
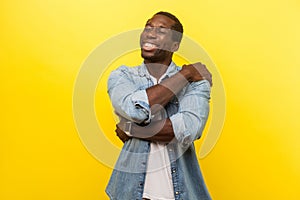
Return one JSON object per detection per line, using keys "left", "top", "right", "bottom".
{"left": 141, "top": 51, "right": 156, "bottom": 61}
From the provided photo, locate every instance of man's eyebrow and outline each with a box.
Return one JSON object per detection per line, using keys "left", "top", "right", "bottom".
{"left": 145, "top": 22, "right": 171, "bottom": 29}
{"left": 159, "top": 25, "right": 169, "bottom": 28}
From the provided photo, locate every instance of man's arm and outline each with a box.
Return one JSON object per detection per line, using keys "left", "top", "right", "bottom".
{"left": 117, "top": 78, "right": 210, "bottom": 146}
{"left": 116, "top": 118, "right": 175, "bottom": 143}
{"left": 117, "top": 72, "right": 211, "bottom": 145}
{"left": 108, "top": 62, "right": 211, "bottom": 125}
{"left": 147, "top": 62, "right": 212, "bottom": 113}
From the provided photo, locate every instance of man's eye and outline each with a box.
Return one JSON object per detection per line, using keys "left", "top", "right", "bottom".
{"left": 143, "top": 26, "right": 168, "bottom": 34}
{"left": 157, "top": 28, "right": 168, "bottom": 34}
{"left": 144, "top": 26, "right": 152, "bottom": 32}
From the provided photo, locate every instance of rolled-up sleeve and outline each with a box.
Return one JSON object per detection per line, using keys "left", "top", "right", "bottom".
{"left": 107, "top": 66, "right": 151, "bottom": 124}
{"left": 169, "top": 80, "right": 211, "bottom": 148}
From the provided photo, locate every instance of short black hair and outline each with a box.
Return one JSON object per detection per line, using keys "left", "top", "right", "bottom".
{"left": 154, "top": 11, "right": 184, "bottom": 43}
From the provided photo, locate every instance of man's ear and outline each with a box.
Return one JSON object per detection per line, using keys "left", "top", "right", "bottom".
{"left": 171, "top": 41, "right": 180, "bottom": 52}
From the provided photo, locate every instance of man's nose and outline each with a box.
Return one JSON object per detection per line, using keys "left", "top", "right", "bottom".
{"left": 146, "top": 28, "right": 157, "bottom": 38}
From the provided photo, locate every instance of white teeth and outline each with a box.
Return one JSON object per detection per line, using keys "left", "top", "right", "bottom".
{"left": 143, "top": 42, "right": 157, "bottom": 51}
{"left": 144, "top": 43, "right": 156, "bottom": 47}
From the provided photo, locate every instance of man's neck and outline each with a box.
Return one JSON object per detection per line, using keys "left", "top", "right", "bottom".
{"left": 144, "top": 60, "right": 171, "bottom": 80}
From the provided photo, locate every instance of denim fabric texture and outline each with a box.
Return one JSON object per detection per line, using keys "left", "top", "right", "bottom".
{"left": 105, "top": 62, "right": 212, "bottom": 200}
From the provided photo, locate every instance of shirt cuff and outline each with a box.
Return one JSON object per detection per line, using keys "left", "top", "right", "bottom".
{"left": 169, "top": 113, "right": 192, "bottom": 147}
{"left": 131, "top": 90, "right": 151, "bottom": 124}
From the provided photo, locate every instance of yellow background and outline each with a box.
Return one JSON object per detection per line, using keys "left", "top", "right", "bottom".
{"left": 1, "top": 0, "right": 300, "bottom": 199}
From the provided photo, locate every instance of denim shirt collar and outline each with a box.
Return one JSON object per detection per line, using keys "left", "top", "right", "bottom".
{"left": 138, "top": 61, "right": 178, "bottom": 80}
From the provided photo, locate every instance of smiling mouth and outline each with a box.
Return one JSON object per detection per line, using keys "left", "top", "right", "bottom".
{"left": 142, "top": 42, "right": 158, "bottom": 51}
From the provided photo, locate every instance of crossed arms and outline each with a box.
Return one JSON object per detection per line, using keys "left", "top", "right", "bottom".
{"left": 108, "top": 62, "right": 212, "bottom": 146}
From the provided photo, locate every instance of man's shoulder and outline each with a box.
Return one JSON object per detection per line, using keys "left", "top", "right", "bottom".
{"left": 186, "top": 80, "right": 211, "bottom": 97}
{"left": 111, "top": 65, "right": 141, "bottom": 74}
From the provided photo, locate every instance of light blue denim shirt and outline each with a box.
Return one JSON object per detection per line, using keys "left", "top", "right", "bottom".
{"left": 106, "top": 62, "right": 212, "bottom": 200}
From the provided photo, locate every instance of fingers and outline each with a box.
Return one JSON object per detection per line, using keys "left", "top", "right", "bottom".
{"left": 191, "top": 62, "right": 213, "bottom": 86}
{"left": 202, "top": 71, "right": 213, "bottom": 86}
{"left": 115, "top": 125, "right": 130, "bottom": 143}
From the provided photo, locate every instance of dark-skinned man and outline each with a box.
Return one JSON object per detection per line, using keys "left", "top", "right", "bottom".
{"left": 106, "top": 11, "right": 212, "bottom": 200}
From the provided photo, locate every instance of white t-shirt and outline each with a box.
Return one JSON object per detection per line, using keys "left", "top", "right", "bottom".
{"left": 124, "top": 74, "right": 175, "bottom": 200}
{"left": 142, "top": 75, "right": 175, "bottom": 200}
{"left": 142, "top": 142, "right": 175, "bottom": 200}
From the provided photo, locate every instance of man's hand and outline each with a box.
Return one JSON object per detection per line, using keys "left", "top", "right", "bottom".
{"left": 181, "top": 62, "right": 213, "bottom": 86}
{"left": 115, "top": 124, "right": 131, "bottom": 143}
{"left": 115, "top": 118, "right": 175, "bottom": 143}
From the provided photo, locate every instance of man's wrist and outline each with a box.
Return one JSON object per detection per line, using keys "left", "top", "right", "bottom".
{"left": 179, "top": 67, "right": 191, "bottom": 82}
{"left": 122, "top": 121, "right": 133, "bottom": 136}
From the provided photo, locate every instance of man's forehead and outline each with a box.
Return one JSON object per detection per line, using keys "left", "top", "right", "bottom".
{"left": 146, "top": 14, "right": 175, "bottom": 28}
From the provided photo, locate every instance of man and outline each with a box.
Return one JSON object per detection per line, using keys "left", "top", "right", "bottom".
{"left": 106, "top": 11, "right": 212, "bottom": 200}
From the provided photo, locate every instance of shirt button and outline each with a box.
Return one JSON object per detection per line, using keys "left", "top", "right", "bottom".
{"left": 175, "top": 191, "right": 179, "bottom": 195}
{"left": 172, "top": 170, "right": 176, "bottom": 173}
{"left": 169, "top": 148, "right": 173, "bottom": 151}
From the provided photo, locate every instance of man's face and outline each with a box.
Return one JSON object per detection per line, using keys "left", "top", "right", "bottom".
{"left": 140, "top": 14, "right": 179, "bottom": 63}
